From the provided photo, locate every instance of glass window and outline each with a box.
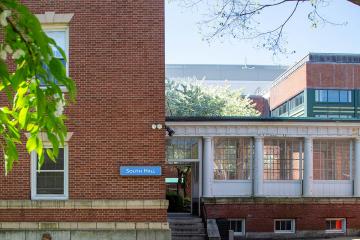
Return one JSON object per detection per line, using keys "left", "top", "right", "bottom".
{"left": 229, "top": 219, "right": 245, "bottom": 236}
{"left": 328, "top": 90, "right": 340, "bottom": 102}
{"left": 166, "top": 137, "right": 199, "bottom": 160}
{"left": 214, "top": 138, "right": 252, "bottom": 180}
{"left": 274, "top": 219, "right": 295, "bottom": 233}
{"left": 315, "top": 90, "right": 327, "bottom": 102}
{"left": 264, "top": 139, "right": 303, "bottom": 180}
{"left": 326, "top": 219, "right": 346, "bottom": 233}
{"left": 32, "top": 146, "right": 68, "bottom": 199}
{"left": 289, "top": 92, "right": 304, "bottom": 110}
{"left": 42, "top": 28, "right": 68, "bottom": 85}
{"left": 315, "top": 89, "right": 352, "bottom": 103}
{"left": 313, "top": 139, "right": 351, "bottom": 180}
{"left": 339, "top": 90, "right": 352, "bottom": 103}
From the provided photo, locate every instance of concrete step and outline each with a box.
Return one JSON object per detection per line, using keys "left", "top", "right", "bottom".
{"left": 169, "top": 222, "right": 204, "bottom": 228}
{"left": 171, "top": 233, "right": 207, "bottom": 240}
{"left": 171, "top": 227, "right": 206, "bottom": 234}
{"left": 168, "top": 217, "right": 203, "bottom": 224}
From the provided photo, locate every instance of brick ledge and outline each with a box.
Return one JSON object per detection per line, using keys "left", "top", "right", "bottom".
{"left": 0, "top": 199, "right": 168, "bottom": 209}
{"left": 202, "top": 197, "right": 360, "bottom": 204}
{"left": 0, "top": 222, "right": 169, "bottom": 230}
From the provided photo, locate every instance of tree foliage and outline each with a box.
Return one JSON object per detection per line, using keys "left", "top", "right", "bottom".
{"left": 166, "top": 78, "right": 260, "bottom": 117}
{"left": 175, "top": 0, "right": 359, "bottom": 54}
{"left": 0, "top": 1, "right": 76, "bottom": 174}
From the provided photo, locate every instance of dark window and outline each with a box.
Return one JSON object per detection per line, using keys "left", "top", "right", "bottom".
{"left": 36, "top": 148, "right": 65, "bottom": 195}
{"left": 274, "top": 220, "right": 295, "bottom": 233}
{"left": 229, "top": 220, "right": 244, "bottom": 235}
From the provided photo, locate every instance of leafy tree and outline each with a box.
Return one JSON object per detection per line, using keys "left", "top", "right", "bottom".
{"left": 166, "top": 78, "right": 260, "bottom": 117}
{"left": 0, "top": 1, "right": 76, "bottom": 174}
{"left": 175, "top": 0, "right": 360, "bottom": 54}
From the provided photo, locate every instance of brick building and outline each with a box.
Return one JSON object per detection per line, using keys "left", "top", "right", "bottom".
{"left": 0, "top": 1, "right": 170, "bottom": 240}
{"left": 271, "top": 53, "right": 360, "bottom": 118}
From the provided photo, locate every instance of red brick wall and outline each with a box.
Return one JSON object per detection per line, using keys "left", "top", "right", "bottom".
{"left": 307, "top": 63, "right": 360, "bottom": 89}
{"left": 270, "top": 64, "right": 307, "bottom": 110}
{"left": 204, "top": 203, "right": 359, "bottom": 232}
{"left": 0, "top": 0, "right": 166, "bottom": 221}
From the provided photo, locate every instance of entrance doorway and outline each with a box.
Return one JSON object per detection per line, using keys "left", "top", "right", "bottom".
{"left": 166, "top": 161, "right": 201, "bottom": 216}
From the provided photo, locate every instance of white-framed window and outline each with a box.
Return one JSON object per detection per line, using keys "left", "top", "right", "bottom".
{"left": 42, "top": 25, "right": 69, "bottom": 87}
{"left": 214, "top": 138, "right": 253, "bottom": 180}
{"left": 31, "top": 144, "right": 69, "bottom": 200}
{"left": 274, "top": 219, "right": 295, "bottom": 233}
{"left": 325, "top": 218, "right": 346, "bottom": 233}
{"left": 313, "top": 139, "right": 351, "bottom": 180}
{"left": 229, "top": 219, "right": 245, "bottom": 236}
{"left": 264, "top": 138, "right": 303, "bottom": 180}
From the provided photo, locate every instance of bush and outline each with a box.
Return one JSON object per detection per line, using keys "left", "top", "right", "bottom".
{"left": 166, "top": 191, "right": 184, "bottom": 212}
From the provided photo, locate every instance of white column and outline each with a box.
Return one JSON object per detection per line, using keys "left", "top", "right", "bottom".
{"left": 203, "top": 137, "right": 213, "bottom": 197}
{"left": 354, "top": 138, "right": 360, "bottom": 197}
{"left": 303, "top": 137, "right": 313, "bottom": 197}
{"left": 254, "top": 137, "right": 264, "bottom": 196}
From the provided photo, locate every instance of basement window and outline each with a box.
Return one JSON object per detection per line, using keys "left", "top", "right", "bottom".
{"left": 274, "top": 219, "right": 295, "bottom": 233}
{"left": 229, "top": 219, "right": 245, "bottom": 236}
{"left": 326, "top": 219, "right": 346, "bottom": 233}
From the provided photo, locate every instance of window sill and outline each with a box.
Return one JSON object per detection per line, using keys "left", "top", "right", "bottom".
{"left": 274, "top": 231, "right": 295, "bottom": 234}
{"left": 325, "top": 230, "right": 345, "bottom": 234}
{"left": 31, "top": 195, "right": 68, "bottom": 201}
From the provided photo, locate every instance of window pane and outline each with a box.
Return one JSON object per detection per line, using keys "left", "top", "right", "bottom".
{"left": 339, "top": 91, "right": 350, "bottom": 103}
{"left": 166, "top": 138, "right": 198, "bottom": 160}
{"left": 275, "top": 221, "right": 281, "bottom": 230}
{"left": 37, "top": 172, "right": 64, "bottom": 194}
{"left": 313, "top": 140, "right": 350, "bottom": 180}
{"left": 286, "top": 221, "right": 292, "bottom": 230}
{"left": 37, "top": 148, "right": 64, "bottom": 171}
{"left": 328, "top": 90, "right": 339, "bottom": 102}
{"left": 264, "top": 139, "right": 303, "bottom": 180}
{"left": 335, "top": 220, "right": 342, "bottom": 230}
{"left": 46, "top": 31, "right": 66, "bottom": 58}
{"left": 214, "top": 138, "right": 252, "bottom": 180}
{"left": 316, "top": 90, "right": 327, "bottom": 102}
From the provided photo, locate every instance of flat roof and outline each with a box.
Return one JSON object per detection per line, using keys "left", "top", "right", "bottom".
{"left": 166, "top": 64, "right": 287, "bottom": 82}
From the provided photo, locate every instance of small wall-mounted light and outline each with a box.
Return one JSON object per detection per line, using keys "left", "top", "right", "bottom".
{"left": 152, "top": 123, "right": 163, "bottom": 130}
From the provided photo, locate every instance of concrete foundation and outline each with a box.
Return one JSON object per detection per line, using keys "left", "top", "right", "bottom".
{"left": 0, "top": 230, "right": 171, "bottom": 240}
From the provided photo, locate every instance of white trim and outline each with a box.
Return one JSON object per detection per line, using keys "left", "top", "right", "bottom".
{"left": 36, "top": 12, "right": 74, "bottom": 24}
{"left": 274, "top": 219, "right": 296, "bottom": 234}
{"left": 31, "top": 144, "right": 69, "bottom": 200}
{"left": 325, "top": 218, "right": 346, "bottom": 233}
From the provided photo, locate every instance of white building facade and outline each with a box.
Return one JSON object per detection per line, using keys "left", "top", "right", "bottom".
{"left": 166, "top": 117, "right": 360, "bottom": 238}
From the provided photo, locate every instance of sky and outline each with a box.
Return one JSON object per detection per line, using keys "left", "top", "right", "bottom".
{"left": 165, "top": 0, "right": 360, "bottom": 66}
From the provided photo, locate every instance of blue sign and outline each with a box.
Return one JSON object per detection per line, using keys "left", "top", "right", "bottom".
{"left": 120, "top": 166, "right": 162, "bottom": 176}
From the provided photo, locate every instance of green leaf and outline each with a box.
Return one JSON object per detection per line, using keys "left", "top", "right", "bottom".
{"left": 46, "top": 148, "right": 55, "bottom": 162}
{"left": 19, "top": 107, "right": 28, "bottom": 128}
{"left": 26, "top": 135, "right": 38, "bottom": 152}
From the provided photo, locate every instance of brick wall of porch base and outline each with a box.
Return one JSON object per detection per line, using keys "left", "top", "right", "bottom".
{"left": 203, "top": 198, "right": 360, "bottom": 233}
